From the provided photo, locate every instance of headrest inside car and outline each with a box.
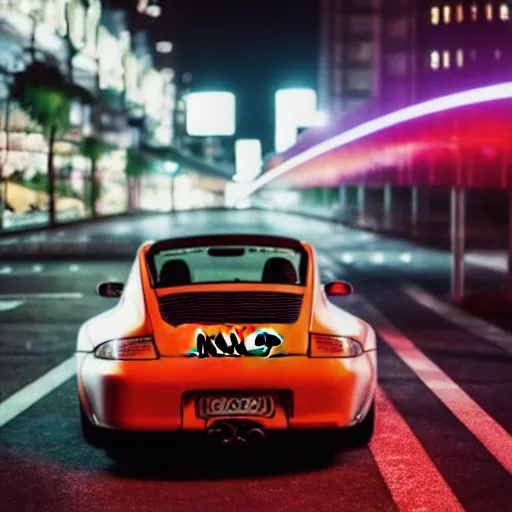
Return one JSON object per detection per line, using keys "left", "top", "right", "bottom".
{"left": 262, "top": 257, "right": 298, "bottom": 284}
{"left": 159, "top": 259, "right": 192, "bottom": 287}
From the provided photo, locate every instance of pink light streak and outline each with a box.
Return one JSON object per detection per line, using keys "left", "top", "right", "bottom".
{"left": 228, "top": 82, "right": 512, "bottom": 205}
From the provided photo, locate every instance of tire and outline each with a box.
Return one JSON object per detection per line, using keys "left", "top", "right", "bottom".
{"left": 344, "top": 400, "right": 375, "bottom": 448}
{"left": 80, "top": 406, "right": 105, "bottom": 448}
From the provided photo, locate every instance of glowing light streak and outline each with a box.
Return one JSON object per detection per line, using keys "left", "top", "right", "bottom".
{"left": 229, "top": 82, "right": 512, "bottom": 205}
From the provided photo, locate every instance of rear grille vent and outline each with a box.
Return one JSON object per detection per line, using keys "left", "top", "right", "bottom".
{"left": 158, "top": 292, "right": 303, "bottom": 326}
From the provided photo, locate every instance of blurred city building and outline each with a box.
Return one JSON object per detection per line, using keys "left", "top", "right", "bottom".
{"left": 319, "top": 0, "right": 512, "bottom": 117}
{"left": 0, "top": 0, "right": 227, "bottom": 229}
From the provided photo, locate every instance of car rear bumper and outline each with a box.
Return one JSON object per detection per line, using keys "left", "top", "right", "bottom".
{"left": 77, "top": 352, "right": 377, "bottom": 431}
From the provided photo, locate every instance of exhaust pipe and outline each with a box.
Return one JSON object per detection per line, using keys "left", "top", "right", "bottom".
{"left": 245, "top": 427, "right": 266, "bottom": 447}
{"left": 207, "top": 421, "right": 237, "bottom": 445}
{"left": 206, "top": 421, "right": 267, "bottom": 447}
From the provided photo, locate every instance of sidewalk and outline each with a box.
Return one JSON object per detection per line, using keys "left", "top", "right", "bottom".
{"left": 260, "top": 202, "right": 509, "bottom": 275}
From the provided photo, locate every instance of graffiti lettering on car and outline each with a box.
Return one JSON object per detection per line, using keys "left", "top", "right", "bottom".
{"left": 188, "top": 325, "right": 283, "bottom": 358}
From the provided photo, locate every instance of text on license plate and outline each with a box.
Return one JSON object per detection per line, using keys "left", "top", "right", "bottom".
{"left": 197, "top": 395, "right": 275, "bottom": 418}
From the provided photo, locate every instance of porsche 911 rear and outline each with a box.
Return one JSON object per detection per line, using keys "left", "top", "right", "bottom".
{"left": 77, "top": 235, "right": 377, "bottom": 451}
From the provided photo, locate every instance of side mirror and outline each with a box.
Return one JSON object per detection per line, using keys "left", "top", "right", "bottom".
{"left": 97, "top": 281, "right": 124, "bottom": 298}
{"left": 324, "top": 280, "right": 354, "bottom": 297}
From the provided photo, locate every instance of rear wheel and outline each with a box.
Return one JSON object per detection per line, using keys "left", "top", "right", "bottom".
{"left": 80, "top": 406, "right": 104, "bottom": 448}
{"left": 344, "top": 401, "right": 375, "bottom": 448}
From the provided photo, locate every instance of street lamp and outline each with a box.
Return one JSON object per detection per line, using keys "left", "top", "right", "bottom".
{"left": 164, "top": 161, "right": 179, "bottom": 212}
{"left": 146, "top": 3, "right": 161, "bottom": 17}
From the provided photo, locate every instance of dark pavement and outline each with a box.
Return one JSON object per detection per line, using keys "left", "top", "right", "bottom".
{"left": 0, "top": 210, "right": 511, "bottom": 512}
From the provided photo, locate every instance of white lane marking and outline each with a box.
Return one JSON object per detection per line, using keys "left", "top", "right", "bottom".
{"left": 401, "top": 283, "right": 512, "bottom": 355}
{"left": 69, "top": 264, "right": 80, "bottom": 272}
{"left": 0, "top": 266, "right": 12, "bottom": 274}
{"left": 341, "top": 252, "right": 354, "bottom": 264}
{"left": 323, "top": 269, "right": 335, "bottom": 281}
{"left": 465, "top": 252, "right": 507, "bottom": 273}
{"left": 0, "top": 300, "right": 25, "bottom": 312}
{"left": 114, "top": 225, "right": 131, "bottom": 235}
{"left": 33, "top": 264, "right": 43, "bottom": 273}
{"left": 399, "top": 253, "right": 412, "bottom": 263}
{"left": 0, "top": 356, "right": 76, "bottom": 428}
{"left": 371, "top": 252, "right": 385, "bottom": 264}
{"left": 0, "top": 293, "right": 83, "bottom": 300}
{"left": 357, "top": 293, "right": 512, "bottom": 474}
{"left": 318, "top": 252, "right": 340, "bottom": 281}
{"left": 371, "top": 387, "right": 464, "bottom": 512}
{"left": 317, "top": 252, "right": 336, "bottom": 268}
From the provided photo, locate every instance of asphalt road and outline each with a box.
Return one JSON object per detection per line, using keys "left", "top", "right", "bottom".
{"left": 0, "top": 209, "right": 511, "bottom": 512}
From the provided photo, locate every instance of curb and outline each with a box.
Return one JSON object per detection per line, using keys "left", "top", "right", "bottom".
{"left": 0, "top": 207, "right": 229, "bottom": 239}
{"left": 251, "top": 206, "right": 452, "bottom": 253}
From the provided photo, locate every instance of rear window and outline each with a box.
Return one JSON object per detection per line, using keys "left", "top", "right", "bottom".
{"left": 148, "top": 245, "right": 307, "bottom": 287}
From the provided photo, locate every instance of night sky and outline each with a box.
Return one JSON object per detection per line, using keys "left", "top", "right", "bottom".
{"left": 122, "top": 0, "right": 319, "bottom": 155}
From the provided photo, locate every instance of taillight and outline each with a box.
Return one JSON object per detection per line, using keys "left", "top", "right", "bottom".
{"left": 94, "top": 336, "right": 158, "bottom": 360}
{"left": 309, "top": 334, "right": 363, "bottom": 358}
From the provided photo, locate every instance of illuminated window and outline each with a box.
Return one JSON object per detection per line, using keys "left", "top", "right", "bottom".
{"left": 486, "top": 3, "right": 493, "bottom": 20}
{"left": 456, "top": 49, "right": 464, "bottom": 67}
{"left": 500, "top": 4, "right": 510, "bottom": 20}
{"left": 456, "top": 4, "right": 464, "bottom": 22}
{"left": 431, "top": 6, "right": 440, "bottom": 24}
{"left": 442, "top": 50, "right": 450, "bottom": 68}
{"left": 495, "top": 49, "right": 502, "bottom": 60}
{"left": 430, "top": 50, "right": 440, "bottom": 70}
{"left": 443, "top": 5, "right": 451, "bottom": 23}
{"left": 471, "top": 3, "right": 478, "bottom": 20}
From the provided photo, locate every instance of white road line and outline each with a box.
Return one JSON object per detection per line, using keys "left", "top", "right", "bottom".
{"left": 371, "top": 386, "right": 464, "bottom": 512}
{"left": 0, "top": 300, "right": 25, "bottom": 312}
{"left": 401, "top": 283, "right": 512, "bottom": 355}
{"left": 323, "top": 269, "right": 335, "bottom": 281}
{"left": 0, "top": 356, "right": 76, "bottom": 428}
{"left": 465, "top": 253, "right": 507, "bottom": 273}
{"left": 357, "top": 293, "right": 512, "bottom": 474}
{"left": 317, "top": 252, "right": 336, "bottom": 268}
{"left": 340, "top": 252, "right": 354, "bottom": 264}
{"left": 0, "top": 292, "right": 83, "bottom": 300}
{"left": 318, "top": 252, "right": 340, "bottom": 281}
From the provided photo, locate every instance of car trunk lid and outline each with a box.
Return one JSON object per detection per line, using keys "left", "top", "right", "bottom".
{"left": 147, "top": 286, "right": 312, "bottom": 357}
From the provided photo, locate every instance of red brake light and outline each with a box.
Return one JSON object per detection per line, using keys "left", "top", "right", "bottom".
{"left": 324, "top": 281, "right": 354, "bottom": 297}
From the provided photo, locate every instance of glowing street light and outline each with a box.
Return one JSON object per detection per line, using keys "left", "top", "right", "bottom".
{"left": 146, "top": 4, "right": 161, "bottom": 17}
{"left": 156, "top": 41, "right": 173, "bottom": 54}
{"left": 164, "top": 161, "right": 179, "bottom": 174}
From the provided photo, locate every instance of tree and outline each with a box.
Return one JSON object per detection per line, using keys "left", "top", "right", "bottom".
{"left": 0, "top": 96, "right": 11, "bottom": 231}
{"left": 9, "top": 61, "right": 92, "bottom": 225}
{"left": 125, "top": 149, "right": 156, "bottom": 211}
{"left": 79, "top": 136, "right": 116, "bottom": 217}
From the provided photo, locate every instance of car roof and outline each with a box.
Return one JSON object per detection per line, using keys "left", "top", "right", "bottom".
{"left": 146, "top": 233, "right": 306, "bottom": 256}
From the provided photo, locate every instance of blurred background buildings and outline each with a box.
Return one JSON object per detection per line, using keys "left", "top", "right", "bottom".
{"left": 318, "top": 0, "right": 512, "bottom": 117}
{"left": 0, "top": 0, "right": 232, "bottom": 230}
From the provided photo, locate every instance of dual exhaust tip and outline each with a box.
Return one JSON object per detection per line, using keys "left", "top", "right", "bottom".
{"left": 206, "top": 420, "right": 266, "bottom": 447}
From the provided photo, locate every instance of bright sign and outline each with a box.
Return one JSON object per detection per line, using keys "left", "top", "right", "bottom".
{"left": 275, "top": 88, "right": 317, "bottom": 153}
{"left": 234, "top": 139, "right": 262, "bottom": 182}
{"left": 185, "top": 92, "right": 236, "bottom": 137}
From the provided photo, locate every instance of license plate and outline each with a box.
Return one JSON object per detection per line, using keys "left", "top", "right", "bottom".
{"left": 197, "top": 395, "right": 275, "bottom": 418}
